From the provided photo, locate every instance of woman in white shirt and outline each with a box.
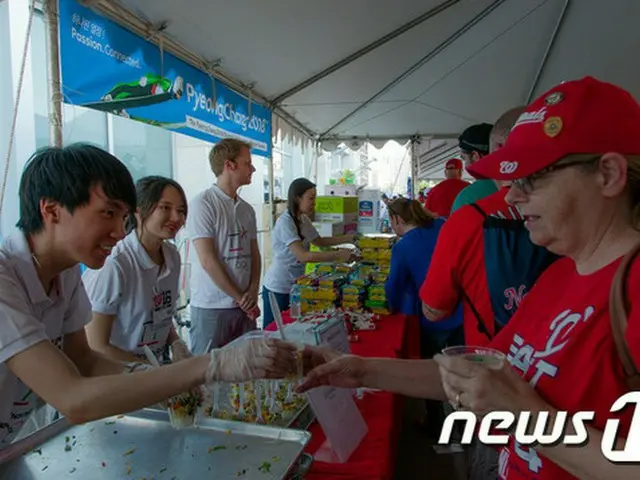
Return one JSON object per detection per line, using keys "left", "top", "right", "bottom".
{"left": 83, "top": 176, "right": 191, "bottom": 364}
{"left": 262, "top": 178, "right": 356, "bottom": 327}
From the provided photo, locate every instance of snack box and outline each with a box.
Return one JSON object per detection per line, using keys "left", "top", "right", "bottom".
{"left": 357, "top": 235, "right": 396, "bottom": 249}
{"left": 282, "top": 314, "right": 350, "bottom": 353}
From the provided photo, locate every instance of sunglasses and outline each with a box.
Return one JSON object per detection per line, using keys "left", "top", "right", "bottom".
{"left": 512, "top": 155, "right": 601, "bottom": 194}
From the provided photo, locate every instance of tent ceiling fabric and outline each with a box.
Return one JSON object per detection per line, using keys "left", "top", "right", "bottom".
{"left": 108, "top": 0, "right": 640, "bottom": 147}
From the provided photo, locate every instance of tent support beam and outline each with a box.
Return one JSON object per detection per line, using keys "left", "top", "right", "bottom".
{"left": 89, "top": 0, "right": 317, "bottom": 139}
{"left": 44, "top": 0, "right": 63, "bottom": 147}
{"left": 270, "top": 0, "right": 462, "bottom": 105}
{"left": 319, "top": 0, "right": 507, "bottom": 140}
{"left": 526, "top": 0, "right": 571, "bottom": 103}
{"left": 331, "top": 133, "right": 459, "bottom": 143}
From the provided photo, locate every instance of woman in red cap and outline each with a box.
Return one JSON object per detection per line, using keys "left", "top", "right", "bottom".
{"left": 300, "top": 77, "right": 640, "bottom": 480}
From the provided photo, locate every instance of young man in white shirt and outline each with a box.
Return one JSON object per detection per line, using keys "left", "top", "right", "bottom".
{"left": 187, "top": 138, "right": 261, "bottom": 353}
{"left": 0, "top": 144, "right": 298, "bottom": 448}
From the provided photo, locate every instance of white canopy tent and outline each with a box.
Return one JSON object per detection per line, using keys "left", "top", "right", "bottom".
{"left": 62, "top": 0, "right": 640, "bottom": 179}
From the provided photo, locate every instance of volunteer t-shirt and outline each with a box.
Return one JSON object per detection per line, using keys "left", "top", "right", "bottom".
{"left": 420, "top": 187, "right": 523, "bottom": 346}
{"left": 187, "top": 184, "right": 257, "bottom": 309}
{"left": 263, "top": 210, "right": 319, "bottom": 294}
{"left": 424, "top": 178, "right": 470, "bottom": 217}
{"left": 0, "top": 231, "right": 90, "bottom": 448}
{"left": 82, "top": 231, "right": 180, "bottom": 360}
{"left": 489, "top": 256, "right": 640, "bottom": 480}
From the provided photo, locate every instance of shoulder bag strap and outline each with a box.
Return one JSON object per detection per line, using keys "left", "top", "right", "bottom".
{"left": 610, "top": 242, "right": 640, "bottom": 390}
{"left": 470, "top": 202, "right": 488, "bottom": 220}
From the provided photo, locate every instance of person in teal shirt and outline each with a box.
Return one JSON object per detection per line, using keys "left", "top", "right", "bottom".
{"left": 451, "top": 123, "right": 497, "bottom": 213}
{"left": 451, "top": 107, "right": 525, "bottom": 213}
{"left": 451, "top": 179, "right": 498, "bottom": 213}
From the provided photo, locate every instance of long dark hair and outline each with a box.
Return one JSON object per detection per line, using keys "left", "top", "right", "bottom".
{"left": 387, "top": 198, "right": 435, "bottom": 228}
{"left": 287, "top": 178, "right": 316, "bottom": 239}
{"left": 126, "top": 176, "right": 188, "bottom": 234}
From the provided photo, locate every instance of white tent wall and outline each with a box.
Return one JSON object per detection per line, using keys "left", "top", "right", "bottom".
{"left": 0, "top": 0, "right": 38, "bottom": 238}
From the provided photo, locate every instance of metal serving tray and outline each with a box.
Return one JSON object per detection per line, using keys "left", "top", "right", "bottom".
{"left": 0, "top": 408, "right": 311, "bottom": 479}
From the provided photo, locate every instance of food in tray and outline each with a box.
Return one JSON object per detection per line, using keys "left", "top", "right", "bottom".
{"left": 210, "top": 379, "right": 307, "bottom": 426}
{"left": 168, "top": 389, "right": 202, "bottom": 429}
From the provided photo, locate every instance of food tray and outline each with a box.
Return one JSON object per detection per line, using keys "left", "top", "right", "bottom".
{"left": 209, "top": 380, "right": 311, "bottom": 429}
{"left": 0, "top": 408, "right": 311, "bottom": 479}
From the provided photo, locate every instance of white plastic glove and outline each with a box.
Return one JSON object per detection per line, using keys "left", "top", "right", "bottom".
{"left": 170, "top": 339, "right": 192, "bottom": 362}
{"left": 205, "top": 338, "right": 300, "bottom": 384}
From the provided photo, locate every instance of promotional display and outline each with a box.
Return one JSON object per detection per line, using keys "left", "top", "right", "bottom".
{"left": 58, "top": 0, "right": 272, "bottom": 156}
{"left": 357, "top": 189, "right": 381, "bottom": 234}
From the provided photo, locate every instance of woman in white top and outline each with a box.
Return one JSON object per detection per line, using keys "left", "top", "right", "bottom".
{"left": 83, "top": 176, "right": 191, "bottom": 364}
{"left": 262, "top": 178, "right": 356, "bottom": 327}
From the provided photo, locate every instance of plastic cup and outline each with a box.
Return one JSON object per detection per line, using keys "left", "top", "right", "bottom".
{"left": 168, "top": 406, "right": 196, "bottom": 429}
{"left": 442, "top": 345, "right": 506, "bottom": 370}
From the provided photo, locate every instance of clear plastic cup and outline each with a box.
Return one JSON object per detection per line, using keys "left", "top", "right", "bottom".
{"left": 442, "top": 345, "right": 506, "bottom": 370}
{"left": 168, "top": 404, "right": 196, "bottom": 429}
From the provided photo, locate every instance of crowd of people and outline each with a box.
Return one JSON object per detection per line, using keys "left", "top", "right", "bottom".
{"left": 301, "top": 76, "right": 640, "bottom": 480}
{"left": 1, "top": 75, "right": 639, "bottom": 480}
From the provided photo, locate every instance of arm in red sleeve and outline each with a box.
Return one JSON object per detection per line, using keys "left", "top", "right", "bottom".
{"left": 420, "top": 215, "right": 464, "bottom": 320}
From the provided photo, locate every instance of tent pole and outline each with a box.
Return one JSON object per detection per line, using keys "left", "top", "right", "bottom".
{"left": 271, "top": 0, "right": 462, "bottom": 105}
{"left": 410, "top": 137, "right": 419, "bottom": 198}
{"left": 319, "top": 0, "right": 507, "bottom": 139}
{"left": 268, "top": 126, "right": 276, "bottom": 228}
{"left": 44, "top": 0, "right": 63, "bottom": 147}
{"left": 526, "top": 0, "right": 571, "bottom": 103}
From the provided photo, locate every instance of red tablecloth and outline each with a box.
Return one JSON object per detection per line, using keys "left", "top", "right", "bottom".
{"left": 266, "top": 312, "right": 419, "bottom": 480}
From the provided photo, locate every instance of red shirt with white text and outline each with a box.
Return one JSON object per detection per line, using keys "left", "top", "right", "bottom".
{"left": 490, "top": 256, "right": 640, "bottom": 480}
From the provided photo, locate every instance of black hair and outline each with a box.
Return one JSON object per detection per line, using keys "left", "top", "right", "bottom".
{"left": 287, "top": 177, "right": 316, "bottom": 239}
{"left": 458, "top": 123, "right": 493, "bottom": 154}
{"left": 125, "top": 176, "right": 188, "bottom": 234}
{"left": 17, "top": 143, "right": 136, "bottom": 235}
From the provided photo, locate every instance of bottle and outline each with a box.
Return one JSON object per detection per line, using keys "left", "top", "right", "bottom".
{"left": 290, "top": 284, "right": 301, "bottom": 318}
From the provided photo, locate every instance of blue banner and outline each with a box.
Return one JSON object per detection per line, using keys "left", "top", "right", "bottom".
{"left": 58, "top": 0, "right": 272, "bottom": 156}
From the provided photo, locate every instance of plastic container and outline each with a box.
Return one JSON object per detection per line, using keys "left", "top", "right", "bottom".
{"left": 290, "top": 285, "right": 302, "bottom": 318}
{"left": 442, "top": 346, "right": 506, "bottom": 370}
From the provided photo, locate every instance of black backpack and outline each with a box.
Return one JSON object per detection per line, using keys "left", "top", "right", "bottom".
{"left": 461, "top": 203, "right": 559, "bottom": 340}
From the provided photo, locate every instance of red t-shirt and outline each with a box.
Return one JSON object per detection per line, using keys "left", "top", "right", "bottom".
{"left": 420, "top": 187, "right": 522, "bottom": 347}
{"left": 424, "top": 178, "right": 470, "bottom": 217}
{"left": 489, "top": 255, "right": 640, "bottom": 479}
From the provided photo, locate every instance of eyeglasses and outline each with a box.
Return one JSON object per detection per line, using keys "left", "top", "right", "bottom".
{"left": 512, "top": 155, "right": 601, "bottom": 194}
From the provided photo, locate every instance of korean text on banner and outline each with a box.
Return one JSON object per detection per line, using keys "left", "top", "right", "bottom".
{"left": 58, "top": 0, "right": 272, "bottom": 156}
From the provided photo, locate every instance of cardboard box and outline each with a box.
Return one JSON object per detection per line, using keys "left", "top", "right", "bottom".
{"left": 324, "top": 185, "right": 359, "bottom": 197}
{"left": 282, "top": 313, "right": 350, "bottom": 353}
{"left": 315, "top": 196, "right": 358, "bottom": 215}
{"left": 315, "top": 212, "right": 358, "bottom": 224}
{"left": 312, "top": 221, "right": 344, "bottom": 238}
{"left": 344, "top": 223, "right": 358, "bottom": 234}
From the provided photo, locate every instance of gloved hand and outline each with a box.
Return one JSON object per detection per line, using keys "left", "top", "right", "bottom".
{"left": 170, "top": 339, "right": 192, "bottom": 362}
{"left": 205, "top": 338, "right": 299, "bottom": 384}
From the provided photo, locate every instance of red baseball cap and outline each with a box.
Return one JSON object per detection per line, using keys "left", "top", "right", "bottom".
{"left": 445, "top": 158, "right": 463, "bottom": 170}
{"left": 467, "top": 76, "right": 640, "bottom": 180}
